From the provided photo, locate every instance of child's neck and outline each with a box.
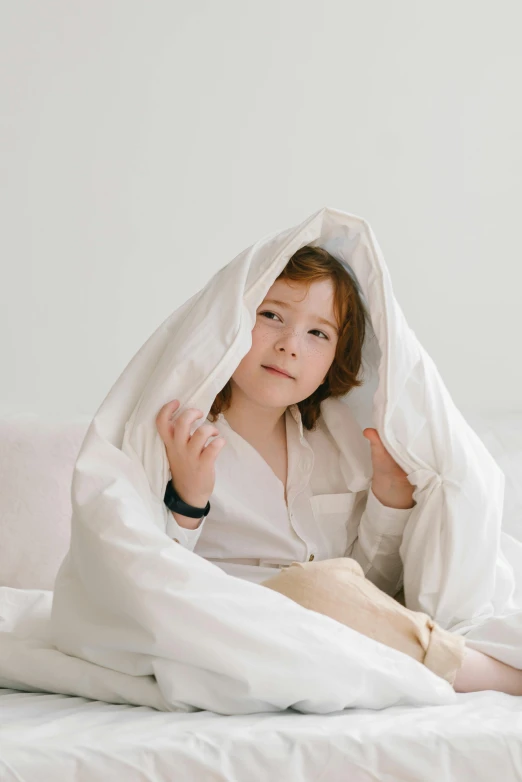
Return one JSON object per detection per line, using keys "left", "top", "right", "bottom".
{"left": 223, "top": 396, "right": 289, "bottom": 497}
{"left": 223, "top": 396, "right": 287, "bottom": 447}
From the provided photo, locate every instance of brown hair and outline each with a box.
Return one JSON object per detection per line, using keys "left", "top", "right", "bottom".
{"left": 208, "top": 244, "right": 370, "bottom": 431}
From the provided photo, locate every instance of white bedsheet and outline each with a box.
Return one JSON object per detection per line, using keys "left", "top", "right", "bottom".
{"left": 1, "top": 687, "right": 521, "bottom": 781}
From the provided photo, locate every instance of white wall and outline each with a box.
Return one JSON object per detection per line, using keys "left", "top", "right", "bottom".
{"left": 2, "top": 1, "right": 521, "bottom": 421}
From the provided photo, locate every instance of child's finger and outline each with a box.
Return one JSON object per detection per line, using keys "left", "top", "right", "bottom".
{"left": 200, "top": 435, "right": 227, "bottom": 463}
{"left": 174, "top": 407, "right": 205, "bottom": 445}
{"left": 156, "top": 400, "right": 180, "bottom": 440}
{"left": 189, "top": 424, "right": 221, "bottom": 454}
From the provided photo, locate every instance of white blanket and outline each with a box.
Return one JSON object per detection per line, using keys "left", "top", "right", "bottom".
{"left": 41, "top": 206, "right": 521, "bottom": 714}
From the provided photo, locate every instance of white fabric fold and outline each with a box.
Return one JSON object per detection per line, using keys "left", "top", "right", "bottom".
{"left": 45, "top": 206, "right": 522, "bottom": 714}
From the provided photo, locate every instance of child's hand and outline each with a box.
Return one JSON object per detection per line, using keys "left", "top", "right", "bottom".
{"left": 363, "top": 428, "right": 415, "bottom": 509}
{"left": 156, "top": 400, "right": 226, "bottom": 508}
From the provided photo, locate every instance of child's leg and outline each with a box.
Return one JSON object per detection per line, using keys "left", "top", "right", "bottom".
{"left": 262, "top": 558, "right": 522, "bottom": 694}
{"left": 261, "top": 557, "right": 466, "bottom": 686}
{"left": 454, "top": 646, "right": 522, "bottom": 695}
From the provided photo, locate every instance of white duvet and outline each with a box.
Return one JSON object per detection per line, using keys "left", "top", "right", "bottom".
{"left": 5, "top": 206, "right": 522, "bottom": 716}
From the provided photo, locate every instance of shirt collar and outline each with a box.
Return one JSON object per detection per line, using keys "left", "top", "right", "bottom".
{"left": 287, "top": 403, "right": 304, "bottom": 438}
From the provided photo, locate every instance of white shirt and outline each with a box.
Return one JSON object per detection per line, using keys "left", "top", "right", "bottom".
{"left": 166, "top": 404, "right": 414, "bottom": 594}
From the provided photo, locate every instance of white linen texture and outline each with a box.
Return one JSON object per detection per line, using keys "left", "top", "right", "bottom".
{"left": 36, "top": 206, "right": 522, "bottom": 715}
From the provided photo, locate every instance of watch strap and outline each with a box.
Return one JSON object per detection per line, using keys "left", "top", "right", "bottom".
{"left": 164, "top": 479, "right": 211, "bottom": 519}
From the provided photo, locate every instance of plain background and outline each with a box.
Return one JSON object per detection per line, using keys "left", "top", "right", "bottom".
{"left": 1, "top": 1, "right": 521, "bottom": 421}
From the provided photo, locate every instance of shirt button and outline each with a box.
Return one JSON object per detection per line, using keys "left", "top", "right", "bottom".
{"left": 173, "top": 538, "right": 180, "bottom": 544}
{"left": 308, "top": 554, "right": 315, "bottom": 561}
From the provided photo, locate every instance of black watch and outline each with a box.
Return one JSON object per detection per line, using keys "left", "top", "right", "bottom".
{"left": 164, "top": 479, "right": 211, "bottom": 519}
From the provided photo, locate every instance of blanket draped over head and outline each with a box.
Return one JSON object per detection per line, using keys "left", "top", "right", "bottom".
{"left": 50, "top": 206, "right": 522, "bottom": 715}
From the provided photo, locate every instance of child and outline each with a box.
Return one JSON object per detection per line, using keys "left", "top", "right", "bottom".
{"left": 156, "top": 244, "right": 522, "bottom": 696}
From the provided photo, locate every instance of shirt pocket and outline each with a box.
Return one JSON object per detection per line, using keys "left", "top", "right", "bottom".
{"left": 310, "top": 492, "right": 357, "bottom": 518}
{"left": 309, "top": 492, "right": 357, "bottom": 553}
{"left": 311, "top": 491, "right": 357, "bottom": 530}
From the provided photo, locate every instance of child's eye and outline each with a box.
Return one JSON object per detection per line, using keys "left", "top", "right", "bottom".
{"left": 259, "top": 312, "right": 329, "bottom": 340}
{"left": 259, "top": 311, "right": 281, "bottom": 322}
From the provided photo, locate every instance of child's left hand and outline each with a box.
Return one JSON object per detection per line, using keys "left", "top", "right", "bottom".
{"left": 363, "top": 428, "right": 416, "bottom": 509}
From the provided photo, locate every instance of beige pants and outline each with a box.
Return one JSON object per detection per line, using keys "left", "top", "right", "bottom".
{"left": 261, "top": 557, "right": 466, "bottom": 685}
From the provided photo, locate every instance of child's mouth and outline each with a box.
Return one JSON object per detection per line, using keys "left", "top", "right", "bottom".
{"left": 262, "top": 365, "right": 294, "bottom": 379}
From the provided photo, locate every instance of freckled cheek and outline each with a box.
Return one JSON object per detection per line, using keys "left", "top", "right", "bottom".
{"left": 251, "top": 325, "right": 270, "bottom": 347}
{"left": 253, "top": 326, "right": 332, "bottom": 358}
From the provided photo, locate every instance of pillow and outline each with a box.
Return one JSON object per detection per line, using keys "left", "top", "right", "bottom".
{"left": 0, "top": 414, "right": 89, "bottom": 589}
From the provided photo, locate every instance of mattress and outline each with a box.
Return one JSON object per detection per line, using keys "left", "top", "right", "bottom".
{"left": 1, "top": 687, "right": 521, "bottom": 781}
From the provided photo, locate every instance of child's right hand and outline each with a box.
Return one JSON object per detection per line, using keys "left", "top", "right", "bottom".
{"left": 156, "top": 399, "right": 226, "bottom": 508}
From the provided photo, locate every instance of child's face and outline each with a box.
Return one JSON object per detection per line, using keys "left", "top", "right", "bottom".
{"left": 230, "top": 277, "right": 339, "bottom": 410}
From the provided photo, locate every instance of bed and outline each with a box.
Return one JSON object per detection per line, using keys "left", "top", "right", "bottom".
{"left": 1, "top": 410, "right": 521, "bottom": 781}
